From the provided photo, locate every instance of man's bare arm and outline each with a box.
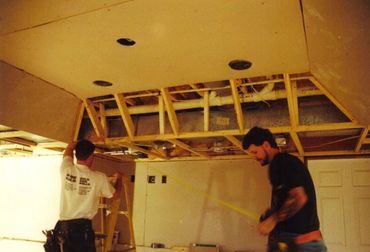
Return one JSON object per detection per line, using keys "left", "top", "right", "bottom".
{"left": 258, "top": 186, "right": 308, "bottom": 235}
{"left": 64, "top": 142, "right": 76, "bottom": 158}
{"left": 276, "top": 186, "right": 308, "bottom": 221}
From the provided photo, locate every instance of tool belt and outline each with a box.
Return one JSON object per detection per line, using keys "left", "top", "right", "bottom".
{"left": 268, "top": 230, "right": 323, "bottom": 252}
{"left": 43, "top": 219, "right": 94, "bottom": 252}
{"left": 295, "top": 230, "right": 322, "bottom": 245}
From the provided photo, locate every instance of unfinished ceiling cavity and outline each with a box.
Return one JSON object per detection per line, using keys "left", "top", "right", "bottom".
{"left": 69, "top": 72, "right": 369, "bottom": 160}
{"left": 1, "top": 72, "right": 369, "bottom": 160}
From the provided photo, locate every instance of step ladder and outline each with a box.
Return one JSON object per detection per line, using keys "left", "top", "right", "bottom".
{"left": 98, "top": 176, "right": 136, "bottom": 252}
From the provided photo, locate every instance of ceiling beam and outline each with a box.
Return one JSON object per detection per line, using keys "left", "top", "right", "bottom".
{"left": 203, "top": 91, "right": 209, "bottom": 132}
{"left": 135, "top": 154, "right": 250, "bottom": 162}
{"left": 118, "top": 142, "right": 168, "bottom": 160}
{"left": 114, "top": 93, "right": 135, "bottom": 139}
{"left": 104, "top": 126, "right": 291, "bottom": 144}
{"left": 37, "top": 142, "right": 67, "bottom": 148}
{"left": 189, "top": 83, "right": 204, "bottom": 97}
{"left": 224, "top": 135, "right": 248, "bottom": 154}
{"left": 83, "top": 98, "right": 105, "bottom": 138}
{"left": 104, "top": 86, "right": 323, "bottom": 117}
{"left": 230, "top": 79, "right": 244, "bottom": 133}
{"left": 167, "top": 139, "right": 209, "bottom": 158}
{"left": 72, "top": 102, "right": 85, "bottom": 141}
{"left": 158, "top": 95, "right": 165, "bottom": 135}
{"left": 2, "top": 137, "right": 37, "bottom": 146}
{"left": 296, "top": 122, "right": 362, "bottom": 132}
{"left": 355, "top": 125, "right": 370, "bottom": 152}
{"left": 303, "top": 150, "right": 370, "bottom": 157}
{"left": 0, "top": 131, "right": 34, "bottom": 138}
{"left": 99, "top": 103, "right": 107, "bottom": 138}
{"left": 284, "top": 73, "right": 304, "bottom": 155}
{"left": 161, "top": 88, "right": 179, "bottom": 135}
{"left": 6, "top": 148, "right": 33, "bottom": 155}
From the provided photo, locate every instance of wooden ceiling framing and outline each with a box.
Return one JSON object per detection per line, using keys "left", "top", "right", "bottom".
{"left": 1, "top": 72, "right": 369, "bottom": 160}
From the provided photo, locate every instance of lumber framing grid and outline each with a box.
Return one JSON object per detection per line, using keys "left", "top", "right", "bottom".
{"left": 2, "top": 72, "right": 370, "bottom": 160}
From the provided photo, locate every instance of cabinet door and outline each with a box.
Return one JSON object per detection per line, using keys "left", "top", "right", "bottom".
{"left": 308, "top": 159, "right": 370, "bottom": 252}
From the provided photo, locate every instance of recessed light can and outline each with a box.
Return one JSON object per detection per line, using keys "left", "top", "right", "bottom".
{"left": 117, "top": 38, "right": 136, "bottom": 46}
{"left": 93, "top": 80, "right": 113, "bottom": 87}
{"left": 228, "top": 59, "right": 252, "bottom": 70}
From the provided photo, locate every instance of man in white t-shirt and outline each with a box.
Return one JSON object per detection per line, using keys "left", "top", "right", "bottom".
{"left": 53, "top": 140, "right": 122, "bottom": 252}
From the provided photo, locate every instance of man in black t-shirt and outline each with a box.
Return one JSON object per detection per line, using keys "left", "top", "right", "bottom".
{"left": 243, "top": 127, "right": 327, "bottom": 252}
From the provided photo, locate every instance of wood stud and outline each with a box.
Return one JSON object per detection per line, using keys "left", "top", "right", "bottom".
{"left": 168, "top": 139, "right": 209, "bottom": 158}
{"left": 355, "top": 125, "right": 370, "bottom": 152}
{"left": 230, "top": 79, "right": 244, "bottom": 133}
{"left": 284, "top": 74, "right": 304, "bottom": 155}
{"left": 83, "top": 98, "right": 105, "bottom": 138}
{"left": 114, "top": 93, "right": 136, "bottom": 139}
{"left": 161, "top": 88, "right": 179, "bottom": 135}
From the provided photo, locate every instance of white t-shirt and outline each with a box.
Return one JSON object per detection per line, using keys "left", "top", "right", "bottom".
{"left": 59, "top": 156, "right": 115, "bottom": 220}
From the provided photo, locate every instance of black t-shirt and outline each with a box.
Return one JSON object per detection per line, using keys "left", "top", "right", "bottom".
{"left": 269, "top": 152, "right": 320, "bottom": 234}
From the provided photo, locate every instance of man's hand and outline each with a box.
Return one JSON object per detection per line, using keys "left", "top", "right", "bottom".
{"left": 88, "top": 134, "right": 105, "bottom": 143}
{"left": 112, "top": 172, "right": 123, "bottom": 200}
{"left": 258, "top": 186, "right": 308, "bottom": 236}
{"left": 64, "top": 141, "right": 77, "bottom": 158}
{"left": 258, "top": 214, "right": 278, "bottom": 236}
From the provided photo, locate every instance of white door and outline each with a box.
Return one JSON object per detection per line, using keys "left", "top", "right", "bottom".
{"left": 308, "top": 158, "right": 370, "bottom": 252}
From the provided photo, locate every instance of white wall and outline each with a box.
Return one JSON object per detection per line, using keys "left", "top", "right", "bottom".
{"left": 133, "top": 159, "right": 270, "bottom": 252}
{"left": 0, "top": 155, "right": 134, "bottom": 252}
{"left": 0, "top": 156, "right": 62, "bottom": 239}
{"left": 0, "top": 155, "right": 62, "bottom": 252}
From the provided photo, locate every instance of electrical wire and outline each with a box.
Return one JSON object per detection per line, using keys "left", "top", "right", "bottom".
{"left": 251, "top": 85, "right": 271, "bottom": 108}
{"left": 304, "top": 135, "right": 359, "bottom": 149}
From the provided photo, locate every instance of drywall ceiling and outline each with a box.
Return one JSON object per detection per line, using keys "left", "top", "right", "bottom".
{"left": 303, "top": 0, "right": 370, "bottom": 126}
{"left": 0, "top": 0, "right": 308, "bottom": 98}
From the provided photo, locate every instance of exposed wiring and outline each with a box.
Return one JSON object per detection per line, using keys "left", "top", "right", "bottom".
{"left": 251, "top": 85, "right": 271, "bottom": 108}
{"left": 304, "top": 135, "right": 359, "bottom": 149}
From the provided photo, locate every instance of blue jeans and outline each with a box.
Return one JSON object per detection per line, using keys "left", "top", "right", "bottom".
{"left": 269, "top": 231, "right": 328, "bottom": 252}
{"left": 296, "top": 240, "right": 327, "bottom": 252}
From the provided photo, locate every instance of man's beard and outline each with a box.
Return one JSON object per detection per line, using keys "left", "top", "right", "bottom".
{"left": 260, "top": 149, "right": 270, "bottom": 166}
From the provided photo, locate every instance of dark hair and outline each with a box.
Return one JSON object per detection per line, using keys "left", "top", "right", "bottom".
{"left": 242, "top": 126, "right": 278, "bottom": 149}
{"left": 75, "top": 140, "right": 95, "bottom": 160}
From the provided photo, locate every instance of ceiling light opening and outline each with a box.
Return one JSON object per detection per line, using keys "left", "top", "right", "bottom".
{"left": 228, "top": 59, "right": 252, "bottom": 70}
{"left": 93, "top": 80, "right": 113, "bottom": 87}
{"left": 117, "top": 38, "right": 136, "bottom": 46}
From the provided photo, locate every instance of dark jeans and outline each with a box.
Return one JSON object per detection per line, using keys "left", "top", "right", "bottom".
{"left": 55, "top": 218, "right": 96, "bottom": 252}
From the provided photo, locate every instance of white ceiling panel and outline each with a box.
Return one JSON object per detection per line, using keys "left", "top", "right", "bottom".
{"left": 0, "top": 0, "right": 308, "bottom": 98}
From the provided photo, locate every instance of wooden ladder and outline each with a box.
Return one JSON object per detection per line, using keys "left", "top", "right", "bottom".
{"left": 99, "top": 176, "right": 136, "bottom": 252}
